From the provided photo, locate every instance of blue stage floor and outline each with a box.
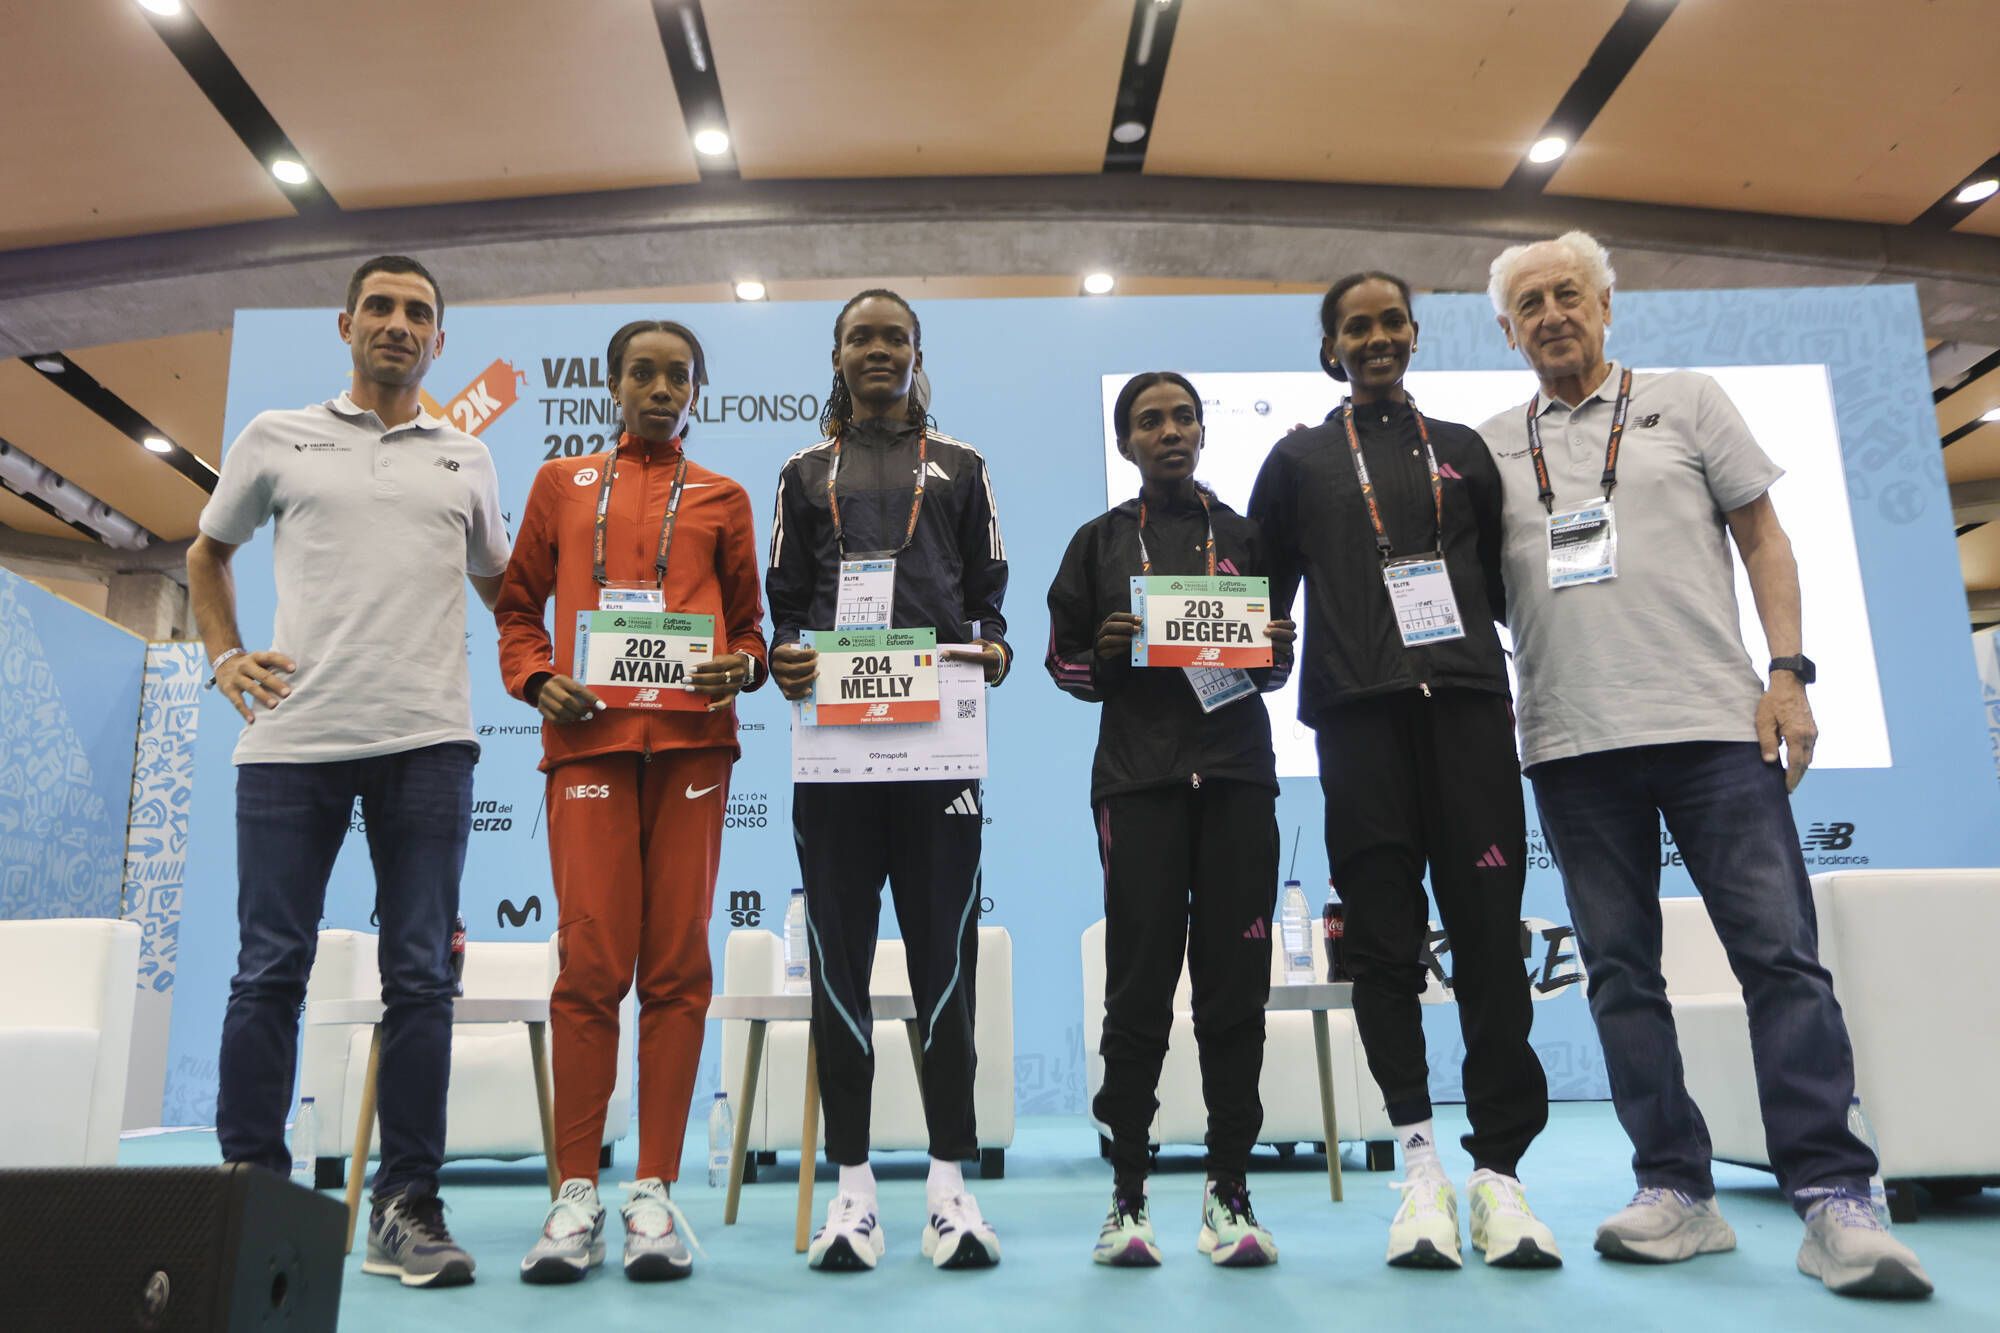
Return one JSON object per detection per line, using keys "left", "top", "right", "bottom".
{"left": 121, "top": 1103, "right": 1996, "bottom": 1332}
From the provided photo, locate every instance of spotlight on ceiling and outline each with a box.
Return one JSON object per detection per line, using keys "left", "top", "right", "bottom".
{"left": 1983, "top": 406, "right": 2000, "bottom": 424}
{"left": 1111, "top": 120, "right": 1149, "bottom": 145}
{"left": 1082, "top": 272, "right": 1116, "bottom": 296}
{"left": 136, "top": 0, "right": 183, "bottom": 15}
{"left": 31, "top": 356, "right": 65, "bottom": 374}
{"left": 1527, "top": 135, "right": 1569, "bottom": 164}
{"left": 270, "top": 158, "right": 310, "bottom": 186}
{"left": 1956, "top": 178, "right": 1999, "bottom": 205}
{"left": 692, "top": 128, "right": 732, "bottom": 158}
{"left": 734, "top": 280, "right": 767, "bottom": 302}
{"left": 142, "top": 436, "right": 173, "bottom": 455}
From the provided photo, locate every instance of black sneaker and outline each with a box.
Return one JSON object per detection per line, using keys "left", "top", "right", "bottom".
{"left": 365, "top": 1190, "right": 477, "bottom": 1288}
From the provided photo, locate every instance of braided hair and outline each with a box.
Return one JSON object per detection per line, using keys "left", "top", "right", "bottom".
{"left": 1318, "top": 271, "right": 1415, "bottom": 381}
{"left": 606, "top": 319, "right": 709, "bottom": 437}
{"left": 819, "top": 288, "right": 930, "bottom": 438}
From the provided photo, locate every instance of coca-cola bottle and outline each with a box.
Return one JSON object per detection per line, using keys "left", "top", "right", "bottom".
{"left": 1322, "top": 884, "right": 1349, "bottom": 982}
{"left": 450, "top": 914, "right": 467, "bottom": 996}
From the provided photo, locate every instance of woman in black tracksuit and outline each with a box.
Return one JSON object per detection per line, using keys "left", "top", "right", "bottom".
{"left": 1247, "top": 273, "right": 1555, "bottom": 1269}
{"left": 1048, "top": 372, "right": 1295, "bottom": 1270}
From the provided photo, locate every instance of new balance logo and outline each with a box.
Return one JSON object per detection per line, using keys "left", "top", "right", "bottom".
{"left": 945, "top": 788, "right": 980, "bottom": 816}
{"left": 1636, "top": 413, "right": 1662, "bottom": 429}
{"left": 1475, "top": 844, "right": 1508, "bottom": 869}
{"left": 1242, "top": 918, "right": 1268, "bottom": 940}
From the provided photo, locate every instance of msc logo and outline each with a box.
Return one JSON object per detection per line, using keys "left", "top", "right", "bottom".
{"left": 564, "top": 783, "right": 611, "bottom": 800}
{"left": 727, "top": 889, "right": 763, "bottom": 927}
{"left": 497, "top": 895, "right": 543, "bottom": 929}
{"left": 1802, "top": 821, "right": 1856, "bottom": 853}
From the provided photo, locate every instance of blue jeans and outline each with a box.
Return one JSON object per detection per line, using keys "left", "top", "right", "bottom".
{"left": 215, "top": 742, "right": 474, "bottom": 1201}
{"left": 1529, "top": 741, "right": 1874, "bottom": 1212}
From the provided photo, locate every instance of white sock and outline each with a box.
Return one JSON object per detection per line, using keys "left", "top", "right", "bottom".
{"left": 926, "top": 1157, "right": 965, "bottom": 1205}
{"left": 1396, "top": 1120, "right": 1440, "bottom": 1168}
{"left": 838, "top": 1162, "right": 876, "bottom": 1202}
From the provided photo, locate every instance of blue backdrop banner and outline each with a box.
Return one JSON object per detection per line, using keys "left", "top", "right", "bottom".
{"left": 159, "top": 286, "right": 2000, "bottom": 1127}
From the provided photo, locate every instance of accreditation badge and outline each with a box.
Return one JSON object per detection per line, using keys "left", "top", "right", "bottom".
{"left": 597, "top": 581, "right": 665, "bottom": 612}
{"left": 834, "top": 558, "right": 896, "bottom": 631}
{"left": 1547, "top": 498, "right": 1618, "bottom": 589}
{"left": 1382, "top": 556, "right": 1465, "bottom": 646}
{"left": 800, "top": 627, "right": 941, "bottom": 726}
{"left": 573, "top": 609, "right": 714, "bottom": 710}
{"left": 1129, "top": 574, "right": 1273, "bottom": 669}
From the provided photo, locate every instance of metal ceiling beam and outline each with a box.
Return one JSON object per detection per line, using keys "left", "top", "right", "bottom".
{"left": 3, "top": 175, "right": 1999, "bottom": 354}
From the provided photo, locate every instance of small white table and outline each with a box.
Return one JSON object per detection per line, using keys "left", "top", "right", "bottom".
{"left": 1266, "top": 982, "right": 1357, "bottom": 1202}
{"left": 707, "top": 993, "right": 919, "bottom": 1253}
{"left": 306, "top": 996, "right": 558, "bottom": 1254}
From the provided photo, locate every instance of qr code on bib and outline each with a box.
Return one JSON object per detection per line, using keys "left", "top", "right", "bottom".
{"left": 956, "top": 697, "right": 978, "bottom": 720}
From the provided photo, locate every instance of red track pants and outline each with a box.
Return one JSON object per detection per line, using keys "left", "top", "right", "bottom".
{"left": 546, "top": 747, "right": 730, "bottom": 1182}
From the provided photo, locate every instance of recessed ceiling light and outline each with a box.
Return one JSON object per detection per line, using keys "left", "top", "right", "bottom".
{"left": 692, "top": 128, "right": 731, "bottom": 158}
{"left": 270, "top": 158, "right": 310, "bottom": 186}
{"left": 1528, "top": 135, "right": 1568, "bottom": 164}
{"left": 1956, "top": 178, "right": 2000, "bottom": 205}
{"left": 142, "top": 436, "right": 173, "bottom": 454}
{"left": 1082, "top": 272, "right": 1116, "bottom": 296}
{"left": 734, "top": 280, "right": 767, "bottom": 302}
{"left": 136, "top": 0, "right": 183, "bottom": 15}
{"left": 31, "top": 356, "right": 65, "bottom": 374}
{"left": 1111, "top": 120, "right": 1148, "bottom": 144}
{"left": 1983, "top": 406, "right": 2000, "bottom": 423}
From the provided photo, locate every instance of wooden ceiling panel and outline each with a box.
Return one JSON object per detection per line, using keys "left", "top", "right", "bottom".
{"left": 188, "top": 0, "right": 699, "bottom": 210}
{"left": 1959, "top": 521, "right": 2000, "bottom": 590}
{"left": 1939, "top": 367, "right": 2000, "bottom": 437}
{"left": 1550, "top": 1, "right": 2000, "bottom": 223}
{"left": 1945, "top": 423, "right": 2000, "bottom": 485}
{"left": 1146, "top": 0, "right": 1627, "bottom": 187}
{"left": 0, "top": 489, "right": 87, "bottom": 543}
{"left": 0, "top": 0, "right": 294, "bottom": 250}
{"left": 70, "top": 330, "right": 233, "bottom": 467}
{"left": 0, "top": 362, "right": 208, "bottom": 541}
{"left": 705, "top": 1, "right": 1131, "bottom": 178}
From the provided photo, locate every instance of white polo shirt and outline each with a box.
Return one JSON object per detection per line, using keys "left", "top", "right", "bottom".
{"left": 1479, "top": 363, "right": 1783, "bottom": 769}
{"left": 199, "top": 392, "right": 511, "bottom": 764}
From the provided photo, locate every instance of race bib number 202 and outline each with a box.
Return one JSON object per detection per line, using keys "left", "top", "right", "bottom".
{"left": 574, "top": 609, "right": 714, "bottom": 711}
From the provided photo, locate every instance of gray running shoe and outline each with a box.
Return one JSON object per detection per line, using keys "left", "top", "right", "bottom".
{"left": 364, "top": 1189, "right": 476, "bottom": 1288}
{"left": 520, "top": 1178, "right": 606, "bottom": 1285}
{"left": 1594, "top": 1187, "right": 1736, "bottom": 1263}
{"left": 1797, "top": 1193, "right": 1933, "bottom": 1299}
{"left": 621, "top": 1178, "right": 701, "bottom": 1281}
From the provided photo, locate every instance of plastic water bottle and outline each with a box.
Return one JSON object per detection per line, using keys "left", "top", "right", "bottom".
{"left": 290, "top": 1097, "right": 317, "bottom": 1186}
{"left": 707, "top": 1091, "right": 733, "bottom": 1187}
{"left": 783, "top": 889, "right": 810, "bottom": 995}
{"left": 1279, "top": 880, "right": 1315, "bottom": 984}
{"left": 1846, "top": 1095, "right": 1890, "bottom": 1223}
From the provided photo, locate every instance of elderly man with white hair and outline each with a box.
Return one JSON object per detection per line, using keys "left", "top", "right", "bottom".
{"left": 1477, "top": 232, "right": 1931, "bottom": 1299}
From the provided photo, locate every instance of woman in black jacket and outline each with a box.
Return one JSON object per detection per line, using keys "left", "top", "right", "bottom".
{"left": 1048, "top": 371, "right": 1294, "bottom": 1270}
{"left": 1247, "top": 273, "right": 1556, "bottom": 1271}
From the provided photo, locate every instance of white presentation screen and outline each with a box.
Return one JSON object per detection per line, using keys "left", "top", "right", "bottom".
{"left": 1100, "top": 368, "right": 1891, "bottom": 778}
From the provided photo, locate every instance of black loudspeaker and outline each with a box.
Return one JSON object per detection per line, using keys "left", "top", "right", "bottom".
{"left": 0, "top": 1164, "right": 344, "bottom": 1331}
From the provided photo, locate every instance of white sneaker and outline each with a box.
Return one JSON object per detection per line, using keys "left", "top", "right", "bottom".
{"left": 519, "top": 1178, "right": 606, "bottom": 1284}
{"left": 1594, "top": 1187, "right": 1736, "bottom": 1263}
{"left": 922, "top": 1190, "right": 1001, "bottom": 1269}
{"left": 807, "top": 1191, "right": 886, "bottom": 1273}
{"left": 1386, "top": 1158, "right": 1461, "bottom": 1269}
{"left": 1466, "top": 1169, "right": 1562, "bottom": 1267}
{"left": 1796, "top": 1194, "right": 1933, "bottom": 1298}
{"left": 620, "top": 1178, "right": 702, "bottom": 1282}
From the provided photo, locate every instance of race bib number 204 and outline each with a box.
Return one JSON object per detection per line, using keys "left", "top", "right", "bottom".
{"left": 801, "top": 627, "right": 941, "bottom": 726}
{"left": 1130, "top": 575, "right": 1273, "bottom": 669}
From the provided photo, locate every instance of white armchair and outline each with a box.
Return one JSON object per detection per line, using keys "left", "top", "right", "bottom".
{"left": 300, "top": 928, "right": 632, "bottom": 1183}
{"left": 0, "top": 917, "right": 140, "bottom": 1166}
{"left": 718, "top": 926, "right": 1015, "bottom": 1177}
{"left": 1663, "top": 870, "right": 2000, "bottom": 1219}
{"left": 1080, "top": 918, "right": 1399, "bottom": 1168}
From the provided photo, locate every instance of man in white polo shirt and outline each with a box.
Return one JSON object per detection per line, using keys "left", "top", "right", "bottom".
{"left": 187, "top": 255, "right": 509, "bottom": 1290}
{"left": 1480, "top": 232, "right": 1931, "bottom": 1299}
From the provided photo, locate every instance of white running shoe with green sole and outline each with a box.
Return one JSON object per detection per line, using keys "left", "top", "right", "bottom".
{"left": 1196, "top": 1179, "right": 1277, "bottom": 1267}
{"left": 1467, "top": 1169, "right": 1563, "bottom": 1267}
{"left": 1386, "top": 1158, "right": 1461, "bottom": 1269}
{"left": 1093, "top": 1190, "right": 1161, "bottom": 1267}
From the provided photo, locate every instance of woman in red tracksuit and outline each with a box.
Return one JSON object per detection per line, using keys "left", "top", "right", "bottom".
{"left": 496, "top": 319, "right": 767, "bottom": 1285}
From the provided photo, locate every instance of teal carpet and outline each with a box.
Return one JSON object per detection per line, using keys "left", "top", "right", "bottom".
{"left": 121, "top": 1104, "right": 1997, "bottom": 1332}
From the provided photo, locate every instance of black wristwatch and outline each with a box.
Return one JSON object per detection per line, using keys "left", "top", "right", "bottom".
{"left": 1769, "top": 654, "right": 1816, "bottom": 685}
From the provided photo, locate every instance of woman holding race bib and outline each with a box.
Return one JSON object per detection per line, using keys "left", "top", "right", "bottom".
{"left": 495, "top": 319, "right": 767, "bottom": 1285}
{"left": 1247, "top": 274, "right": 1556, "bottom": 1271}
{"left": 1047, "top": 371, "right": 1295, "bottom": 1269}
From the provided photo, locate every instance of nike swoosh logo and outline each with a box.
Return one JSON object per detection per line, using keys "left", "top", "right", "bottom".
{"left": 685, "top": 783, "right": 721, "bottom": 799}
